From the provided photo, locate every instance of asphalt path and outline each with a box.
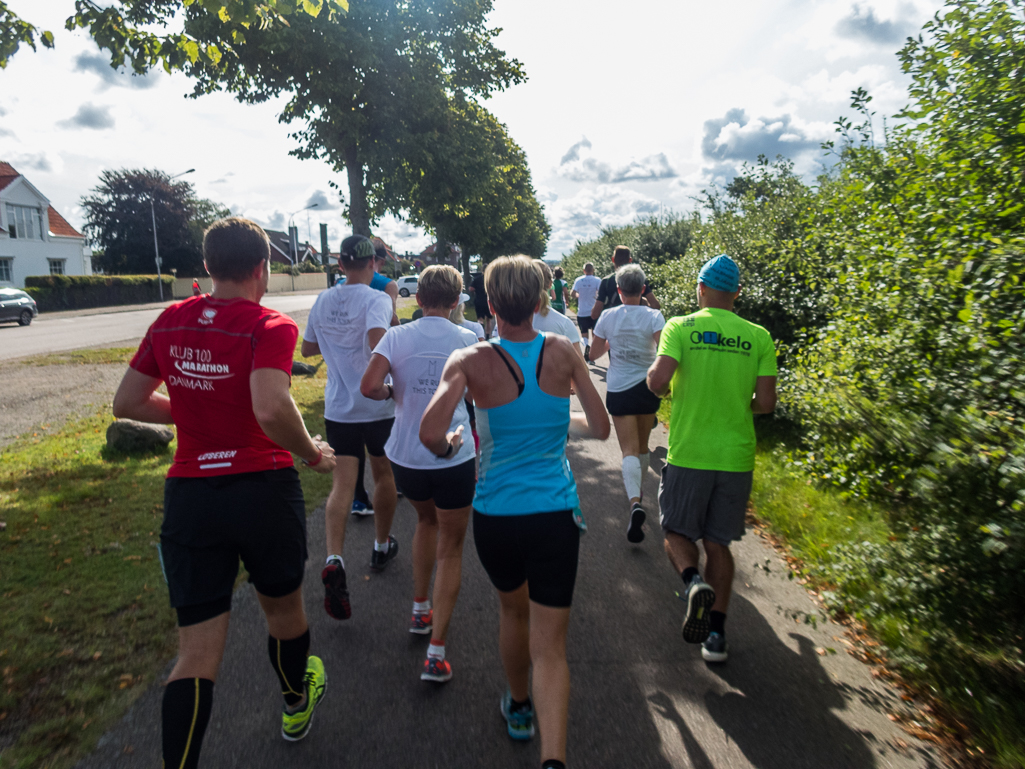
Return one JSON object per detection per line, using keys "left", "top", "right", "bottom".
{"left": 76, "top": 355, "right": 940, "bottom": 769}
{"left": 0, "top": 293, "right": 323, "bottom": 361}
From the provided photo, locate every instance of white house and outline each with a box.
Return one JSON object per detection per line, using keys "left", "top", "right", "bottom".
{"left": 0, "top": 161, "right": 91, "bottom": 288}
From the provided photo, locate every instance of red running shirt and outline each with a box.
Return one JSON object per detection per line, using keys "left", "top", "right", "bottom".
{"left": 130, "top": 296, "right": 299, "bottom": 477}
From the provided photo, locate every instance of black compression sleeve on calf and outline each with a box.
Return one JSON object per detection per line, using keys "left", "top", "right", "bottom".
{"left": 162, "top": 678, "right": 213, "bottom": 769}
{"left": 268, "top": 629, "right": 310, "bottom": 706}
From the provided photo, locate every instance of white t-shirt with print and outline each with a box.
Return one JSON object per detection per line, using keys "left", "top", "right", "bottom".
{"left": 533, "top": 309, "right": 581, "bottom": 344}
{"left": 374, "top": 316, "right": 478, "bottom": 470}
{"left": 572, "top": 274, "right": 602, "bottom": 316}
{"left": 460, "top": 318, "right": 485, "bottom": 340}
{"left": 304, "top": 283, "right": 396, "bottom": 423}
{"left": 593, "top": 304, "right": 666, "bottom": 392}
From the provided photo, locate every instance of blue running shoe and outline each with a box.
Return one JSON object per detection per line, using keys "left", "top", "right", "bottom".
{"left": 351, "top": 499, "right": 374, "bottom": 516}
{"left": 500, "top": 691, "right": 535, "bottom": 741}
{"left": 702, "top": 632, "right": 729, "bottom": 662}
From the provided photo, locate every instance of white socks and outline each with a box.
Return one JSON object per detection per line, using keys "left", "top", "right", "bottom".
{"left": 374, "top": 539, "right": 390, "bottom": 553}
{"left": 326, "top": 554, "right": 344, "bottom": 569}
{"left": 621, "top": 455, "right": 642, "bottom": 501}
{"left": 428, "top": 641, "right": 446, "bottom": 660}
{"left": 413, "top": 599, "right": 432, "bottom": 614}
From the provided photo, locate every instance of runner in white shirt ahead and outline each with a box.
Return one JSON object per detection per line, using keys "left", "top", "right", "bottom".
{"left": 589, "top": 263, "right": 666, "bottom": 544}
{"left": 303, "top": 234, "right": 398, "bottom": 622}
{"left": 571, "top": 263, "right": 602, "bottom": 360}
{"left": 361, "top": 265, "right": 479, "bottom": 684}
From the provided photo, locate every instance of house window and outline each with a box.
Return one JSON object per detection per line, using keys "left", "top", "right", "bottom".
{"left": 5, "top": 204, "right": 44, "bottom": 241}
{"left": 48, "top": 259, "right": 66, "bottom": 276}
{"left": 0, "top": 258, "right": 12, "bottom": 283}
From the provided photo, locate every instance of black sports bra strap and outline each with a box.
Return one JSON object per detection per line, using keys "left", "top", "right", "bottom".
{"left": 492, "top": 343, "right": 525, "bottom": 397}
{"left": 535, "top": 333, "right": 547, "bottom": 382}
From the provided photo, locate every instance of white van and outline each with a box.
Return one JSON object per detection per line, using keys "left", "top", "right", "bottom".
{"left": 397, "top": 275, "right": 418, "bottom": 297}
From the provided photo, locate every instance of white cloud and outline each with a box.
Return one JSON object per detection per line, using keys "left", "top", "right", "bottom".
{"left": 557, "top": 137, "right": 677, "bottom": 184}
{"left": 546, "top": 185, "right": 663, "bottom": 257}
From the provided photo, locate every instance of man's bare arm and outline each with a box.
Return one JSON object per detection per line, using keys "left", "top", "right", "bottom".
{"left": 590, "top": 299, "right": 605, "bottom": 321}
{"left": 251, "top": 368, "right": 335, "bottom": 472}
{"left": 301, "top": 340, "right": 321, "bottom": 357}
{"left": 113, "top": 368, "right": 172, "bottom": 423}
{"left": 751, "top": 376, "right": 777, "bottom": 414}
{"left": 647, "top": 354, "right": 678, "bottom": 397}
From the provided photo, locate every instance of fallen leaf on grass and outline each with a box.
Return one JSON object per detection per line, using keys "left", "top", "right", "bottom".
{"left": 123, "top": 555, "right": 141, "bottom": 561}
{"left": 57, "top": 649, "right": 74, "bottom": 658}
{"left": 92, "top": 652, "right": 101, "bottom": 661}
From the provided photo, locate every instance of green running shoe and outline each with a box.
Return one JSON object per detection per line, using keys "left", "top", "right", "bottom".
{"left": 281, "top": 655, "right": 327, "bottom": 742}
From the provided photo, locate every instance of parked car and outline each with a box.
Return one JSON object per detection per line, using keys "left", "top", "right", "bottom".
{"left": 0, "top": 288, "right": 38, "bottom": 326}
{"left": 397, "top": 275, "right": 418, "bottom": 297}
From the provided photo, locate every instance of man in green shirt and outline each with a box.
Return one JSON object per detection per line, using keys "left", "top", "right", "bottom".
{"left": 646, "top": 255, "right": 777, "bottom": 662}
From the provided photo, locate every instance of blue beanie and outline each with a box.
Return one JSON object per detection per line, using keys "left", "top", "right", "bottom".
{"left": 697, "top": 254, "right": 740, "bottom": 292}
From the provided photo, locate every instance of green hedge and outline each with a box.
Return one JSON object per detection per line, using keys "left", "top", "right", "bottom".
{"left": 23, "top": 275, "right": 174, "bottom": 312}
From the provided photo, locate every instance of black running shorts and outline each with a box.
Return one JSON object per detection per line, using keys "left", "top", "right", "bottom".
{"left": 473, "top": 510, "right": 579, "bottom": 608}
{"left": 605, "top": 378, "right": 661, "bottom": 417}
{"left": 474, "top": 301, "right": 493, "bottom": 320}
{"left": 325, "top": 417, "right": 394, "bottom": 459}
{"left": 160, "top": 467, "right": 307, "bottom": 627}
{"left": 390, "top": 458, "right": 476, "bottom": 509}
{"left": 577, "top": 315, "right": 595, "bottom": 335}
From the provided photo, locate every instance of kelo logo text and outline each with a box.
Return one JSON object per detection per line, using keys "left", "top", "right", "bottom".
{"left": 690, "top": 330, "right": 752, "bottom": 351}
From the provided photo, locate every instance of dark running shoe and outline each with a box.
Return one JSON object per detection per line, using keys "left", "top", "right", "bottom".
{"left": 627, "top": 502, "right": 646, "bottom": 543}
{"left": 701, "top": 631, "right": 729, "bottom": 662}
{"left": 681, "top": 577, "right": 716, "bottom": 644}
{"left": 370, "top": 536, "right": 399, "bottom": 572}
{"left": 321, "top": 558, "right": 351, "bottom": 620}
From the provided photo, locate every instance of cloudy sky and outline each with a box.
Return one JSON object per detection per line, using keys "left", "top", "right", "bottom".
{"left": 0, "top": 0, "right": 945, "bottom": 258}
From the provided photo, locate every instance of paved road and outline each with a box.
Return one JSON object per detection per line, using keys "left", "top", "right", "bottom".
{"left": 76, "top": 359, "right": 940, "bottom": 769}
{"left": 0, "top": 293, "right": 323, "bottom": 361}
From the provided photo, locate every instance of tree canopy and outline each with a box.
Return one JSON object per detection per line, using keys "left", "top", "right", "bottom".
{"left": 384, "top": 97, "right": 549, "bottom": 275}
{"left": 82, "top": 169, "right": 228, "bottom": 276}
{"left": 0, "top": 0, "right": 347, "bottom": 70}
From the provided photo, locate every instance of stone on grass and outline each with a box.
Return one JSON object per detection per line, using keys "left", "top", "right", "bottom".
{"left": 106, "top": 419, "right": 174, "bottom": 454}
{"left": 291, "top": 360, "right": 317, "bottom": 376}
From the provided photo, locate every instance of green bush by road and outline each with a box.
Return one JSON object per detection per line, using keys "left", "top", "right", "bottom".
{"left": 566, "top": 2, "right": 1025, "bottom": 764}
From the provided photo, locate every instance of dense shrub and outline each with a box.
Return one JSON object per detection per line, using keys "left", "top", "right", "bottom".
{"left": 23, "top": 275, "right": 173, "bottom": 311}
{"left": 562, "top": 1, "right": 1025, "bottom": 760}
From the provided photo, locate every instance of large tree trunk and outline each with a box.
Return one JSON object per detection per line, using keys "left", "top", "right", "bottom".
{"left": 344, "top": 143, "right": 371, "bottom": 237}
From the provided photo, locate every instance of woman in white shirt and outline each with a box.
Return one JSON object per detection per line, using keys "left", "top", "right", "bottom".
{"left": 589, "top": 264, "right": 665, "bottom": 544}
{"left": 360, "top": 266, "right": 479, "bottom": 684}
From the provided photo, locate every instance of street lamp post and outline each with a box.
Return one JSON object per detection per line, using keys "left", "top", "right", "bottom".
{"left": 153, "top": 168, "right": 195, "bottom": 301}
{"left": 287, "top": 204, "right": 319, "bottom": 266}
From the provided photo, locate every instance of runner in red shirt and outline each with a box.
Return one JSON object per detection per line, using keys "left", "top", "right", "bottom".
{"left": 112, "top": 217, "right": 335, "bottom": 767}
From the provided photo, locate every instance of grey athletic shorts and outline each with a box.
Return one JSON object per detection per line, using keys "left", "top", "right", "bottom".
{"left": 658, "top": 464, "right": 753, "bottom": 546}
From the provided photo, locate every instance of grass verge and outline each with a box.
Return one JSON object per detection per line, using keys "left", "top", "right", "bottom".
{"left": 749, "top": 442, "right": 1024, "bottom": 768}
{"left": 18, "top": 348, "right": 137, "bottom": 367}
{"left": 0, "top": 338, "right": 332, "bottom": 769}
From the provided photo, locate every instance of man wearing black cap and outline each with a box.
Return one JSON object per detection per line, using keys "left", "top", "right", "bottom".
{"left": 302, "top": 235, "right": 400, "bottom": 621}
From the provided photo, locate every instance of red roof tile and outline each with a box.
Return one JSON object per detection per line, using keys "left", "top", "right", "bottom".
{"left": 0, "top": 161, "right": 19, "bottom": 193}
{"left": 47, "top": 206, "right": 83, "bottom": 238}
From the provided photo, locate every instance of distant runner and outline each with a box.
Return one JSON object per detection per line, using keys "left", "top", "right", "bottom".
{"left": 303, "top": 234, "right": 399, "bottom": 621}
{"left": 571, "top": 262, "right": 601, "bottom": 360}
{"left": 422, "top": 256, "right": 609, "bottom": 769}
{"left": 112, "top": 217, "right": 335, "bottom": 765}
{"left": 361, "top": 266, "right": 478, "bottom": 683}
{"left": 588, "top": 264, "right": 665, "bottom": 543}
{"left": 470, "top": 270, "right": 495, "bottom": 339}
{"left": 590, "top": 246, "right": 660, "bottom": 320}
{"left": 646, "top": 254, "right": 777, "bottom": 662}
{"left": 550, "top": 267, "right": 569, "bottom": 314}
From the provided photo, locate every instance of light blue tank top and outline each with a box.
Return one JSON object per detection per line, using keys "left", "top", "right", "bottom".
{"left": 473, "top": 334, "right": 579, "bottom": 516}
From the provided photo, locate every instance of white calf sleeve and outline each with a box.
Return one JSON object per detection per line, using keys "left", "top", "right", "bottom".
{"left": 621, "top": 455, "right": 642, "bottom": 501}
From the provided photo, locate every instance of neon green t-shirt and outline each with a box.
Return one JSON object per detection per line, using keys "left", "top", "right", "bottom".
{"left": 657, "top": 308, "right": 777, "bottom": 472}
